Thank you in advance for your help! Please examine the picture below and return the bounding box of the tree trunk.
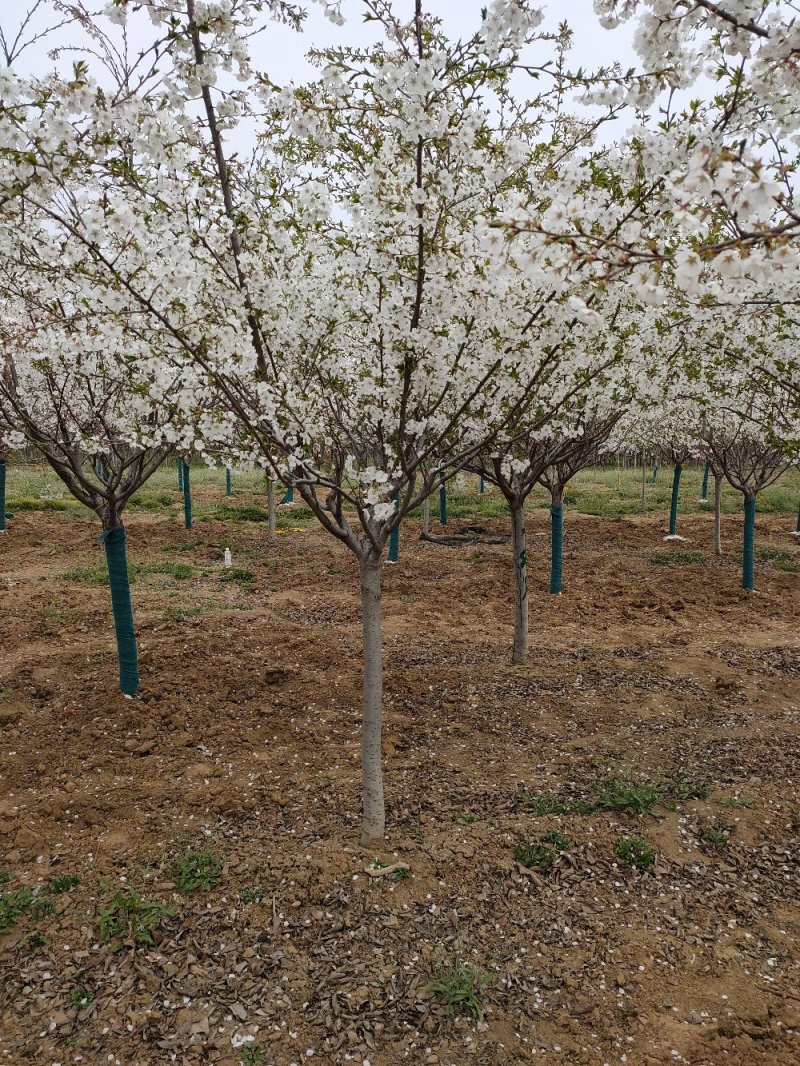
[183,456,192,530]
[640,460,646,512]
[549,485,564,595]
[713,472,723,556]
[667,464,682,536]
[0,456,6,533]
[510,499,528,665]
[742,494,756,591]
[700,461,710,502]
[438,469,447,525]
[267,479,276,546]
[359,552,385,845]
[422,495,430,537]
[387,494,400,564]
[100,518,139,696]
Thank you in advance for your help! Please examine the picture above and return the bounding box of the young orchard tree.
[699,392,796,590]
[0,302,192,695]
[538,409,622,594]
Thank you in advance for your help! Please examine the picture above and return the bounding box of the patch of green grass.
[775,560,800,573]
[63,560,195,586]
[129,493,175,510]
[62,565,109,586]
[242,1043,266,1065]
[427,960,490,1019]
[69,985,94,1011]
[171,849,223,893]
[162,605,202,623]
[541,829,572,850]
[592,774,663,815]
[615,837,657,870]
[97,888,173,949]
[754,547,792,562]
[29,897,56,920]
[701,828,730,849]
[7,496,74,512]
[45,874,80,895]
[649,550,706,566]
[220,567,253,584]
[0,887,34,932]
[719,795,755,810]
[0,870,10,889]
[241,886,264,904]
[514,790,594,816]
[19,929,49,953]
[665,774,712,802]
[514,842,556,870]
[456,812,478,824]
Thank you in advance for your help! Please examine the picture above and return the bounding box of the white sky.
[4,0,639,83]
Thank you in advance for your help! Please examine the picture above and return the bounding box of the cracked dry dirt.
[1,495,799,1065]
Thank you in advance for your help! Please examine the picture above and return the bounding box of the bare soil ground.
[1,488,799,1066]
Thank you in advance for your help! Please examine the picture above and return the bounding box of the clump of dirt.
[1,493,799,1065]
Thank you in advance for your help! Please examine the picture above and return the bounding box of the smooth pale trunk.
[713,473,723,556]
[267,480,276,546]
[359,554,385,845]
[742,495,756,591]
[100,523,139,695]
[510,501,528,665]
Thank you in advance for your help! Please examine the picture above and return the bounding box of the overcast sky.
[5,0,638,82]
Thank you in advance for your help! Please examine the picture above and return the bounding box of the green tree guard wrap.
[177,456,184,491]
[795,499,800,534]
[0,457,6,532]
[438,469,447,525]
[388,494,400,563]
[225,467,232,496]
[279,486,294,505]
[479,474,485,494]
[549,502,564,594]
[100,526,139,695]
[700,461,710,500]
[668,464,682,536]
[742,496,756,591]
[183,461,192,530]
[651,462,659,485]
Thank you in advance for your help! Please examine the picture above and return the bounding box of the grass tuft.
[615,837,656,870]
[171,849,223,893]
[98,888,173,949]
[428,960,490,1019]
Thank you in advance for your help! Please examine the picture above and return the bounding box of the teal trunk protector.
[100,525,139,695]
